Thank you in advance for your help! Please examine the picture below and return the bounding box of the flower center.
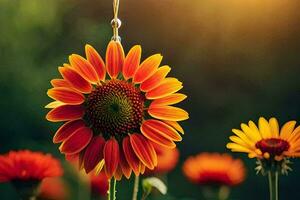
[255,138,290,156]
[85,80,145,139]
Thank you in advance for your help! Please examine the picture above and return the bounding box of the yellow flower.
[227,117,300,174]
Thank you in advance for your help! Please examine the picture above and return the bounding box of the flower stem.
[107,179,111,200]
[111,177,117,200]
[268,171,278,200]
[132,175,140,200]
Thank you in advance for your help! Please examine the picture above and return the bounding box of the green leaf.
[142,177,167,196]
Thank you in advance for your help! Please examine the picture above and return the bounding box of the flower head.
[0,150,63,183]
[46,41,188,179]
[227,117,300,174]
[182,153,245,186]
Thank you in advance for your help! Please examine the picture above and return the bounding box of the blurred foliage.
[0,0,299,199]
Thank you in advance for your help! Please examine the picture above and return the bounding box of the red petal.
[47,87,85,105]
[60,127,93,155]
[53,120,85,143]
[59,65,92,93]
[83,136,106,173]
[140,65,171,92]
[51,79,72,88]
[104,138,120,178]
[142,120,182,141]
[133,54,162,83]
[122,137,140,176]
[114,166,123,181]
[123,45,141,80]
[46,105,84,122]
[140,121,176,148]
[129,134,157,169]
[163,120,184,134]
[106,41,125,79]
[146,78,182,99]
[148,106,189,121]
[119,149,132,179]
[69,54,99,83]
[85,44,106,81]
[150,93,187,107]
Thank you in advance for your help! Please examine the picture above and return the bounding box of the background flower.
[182,153,246,186]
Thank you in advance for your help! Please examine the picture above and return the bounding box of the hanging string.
[111,0,121,42]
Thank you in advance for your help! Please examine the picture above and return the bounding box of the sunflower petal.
[142,120,182,141]
[146,78,182,99]
[85,44,106,81]
[47,87,85,105]
[119,149,132,179]
[123,45,141,80]
[258,117,272,138]
[150,93,187,107]
[83,136,106,173]
[59,65,92,93]
[280,120,297,140]
[104,138,120,178]
[69,54,99,83]
[133,54,162,83]
[123,137,141,176]
[140,65,171,92]
[106,41,125,79]
[60,127,93,155]
[269,118,279,138]
[46,105,84,122]
[53,120,85,143]
[240,123,261,142]
[148,106,189,121]
[130,134,157,169]
[45,101,65,109]
[51,79,72,88]
[226,143,252,153]
[163,120,184,134]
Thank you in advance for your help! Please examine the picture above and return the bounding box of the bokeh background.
[0,0,300,199]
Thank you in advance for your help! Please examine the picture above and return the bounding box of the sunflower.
[182,153,245,186]
[0,150,63,199]
[226,117,300,174]
[46,41,188,180]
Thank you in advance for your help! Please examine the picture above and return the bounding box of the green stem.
[268,171,278,200]
[107,179,111,200]
[132,175,140,200]
[111,178,117,200]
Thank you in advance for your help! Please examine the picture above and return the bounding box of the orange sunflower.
[0,150,63,183]
[226,117,300,173]
[182,153,245,186]
[46,41,188,180]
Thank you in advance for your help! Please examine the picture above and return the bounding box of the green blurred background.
[0,0,299,199]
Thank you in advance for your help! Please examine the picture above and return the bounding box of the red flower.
[183,153,245,186]
[0,150,63,183]
[46,41,188,179]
